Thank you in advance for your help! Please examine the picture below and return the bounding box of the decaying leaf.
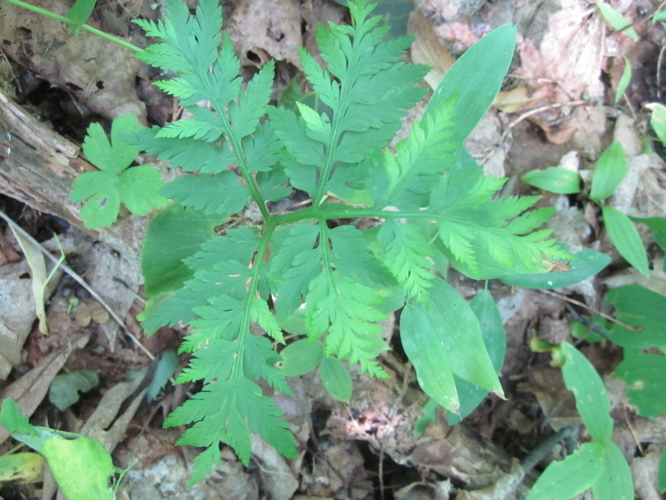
[408,11,455,90]
[226,0,302,68]
[0,0,145,122]
[9,226,50,334]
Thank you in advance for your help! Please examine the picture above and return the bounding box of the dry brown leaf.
[0,0,145,122]
[79,370,149,452]
[493,87,535,113]
[527,116,578,145]
[227,0,302,68]
[0,336,88,444]
[408,11,455,90]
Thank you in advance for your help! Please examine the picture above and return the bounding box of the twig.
[499,100,589,146]
[658,44,666,100]
[616,0,666,34]
[535,288,641,331]
[0,210,155,360]
[521,425,579,473]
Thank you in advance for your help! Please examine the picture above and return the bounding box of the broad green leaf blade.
[449,289,506,424]
[49,370,99,411]
[400,302,459,414]
[521,167,582,194]
[1,398,114,499]
[559,342,613,442]
[319,356,353,402]
[1,399,46,451]
[146,350,179,402]
[401,279,504,415]
[592,441,634,500]
[654,10,666,22]
[70,171,121,229]
[119,166,168,215]
[606,285,666,347]
[500,248,610,289]
[82,113,140,174]
[41,434,114,500]
[615,56,632,104]
[525,441,605,500]
[615,349,666,417]
[595,3,639,41]
[601,205,649,277]
[67,0,97,35]
[141,204,218,297]
[647,102,666,145]
[281,339,324,377]
[590,142,628,202]
[424,24,517,146]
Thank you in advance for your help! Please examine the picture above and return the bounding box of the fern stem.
[4,0,143,53]
[230,225,274,386]
[197,79,271,221]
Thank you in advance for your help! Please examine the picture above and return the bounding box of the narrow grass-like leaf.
[500,248,610,289]
[630,216,666,252]
[522,167,582,194]
[559,342,613,443]
[595,3,639,41]
[646,102,666,144]
[67,0,98,36]
[590,142,628,202]
[602,205,649,277]
[525,441,605,500]
[615,56,632,104]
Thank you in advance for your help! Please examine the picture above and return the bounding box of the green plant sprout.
[525,342,633,500]
[1,398,118,499]
[70,113,168,228]
[523,141,651,277]
[113,0,583,483]
[6,0,623,491]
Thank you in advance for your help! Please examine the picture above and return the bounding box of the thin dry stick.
[616,0,666,34]
[658,44,666,100]
[499,100,589,145]
[536,288,641,331]
[0,210,155,360]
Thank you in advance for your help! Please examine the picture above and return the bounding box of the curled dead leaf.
[408,11,455,90]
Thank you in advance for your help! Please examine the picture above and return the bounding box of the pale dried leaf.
[10,226,49,334]
[0,337,88,444]
[408,11,455,89]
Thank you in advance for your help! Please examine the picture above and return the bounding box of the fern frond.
[370,102,458,209]
[427,165,572,278]
[270,0,428,202]
[377,219,434,302]
[306,272,389,377]
[160,173,248,217]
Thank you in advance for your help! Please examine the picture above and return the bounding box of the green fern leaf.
[378,219,434,302]
[305,272,388,377]
[127,127,235,174]
[160,173,248,217]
